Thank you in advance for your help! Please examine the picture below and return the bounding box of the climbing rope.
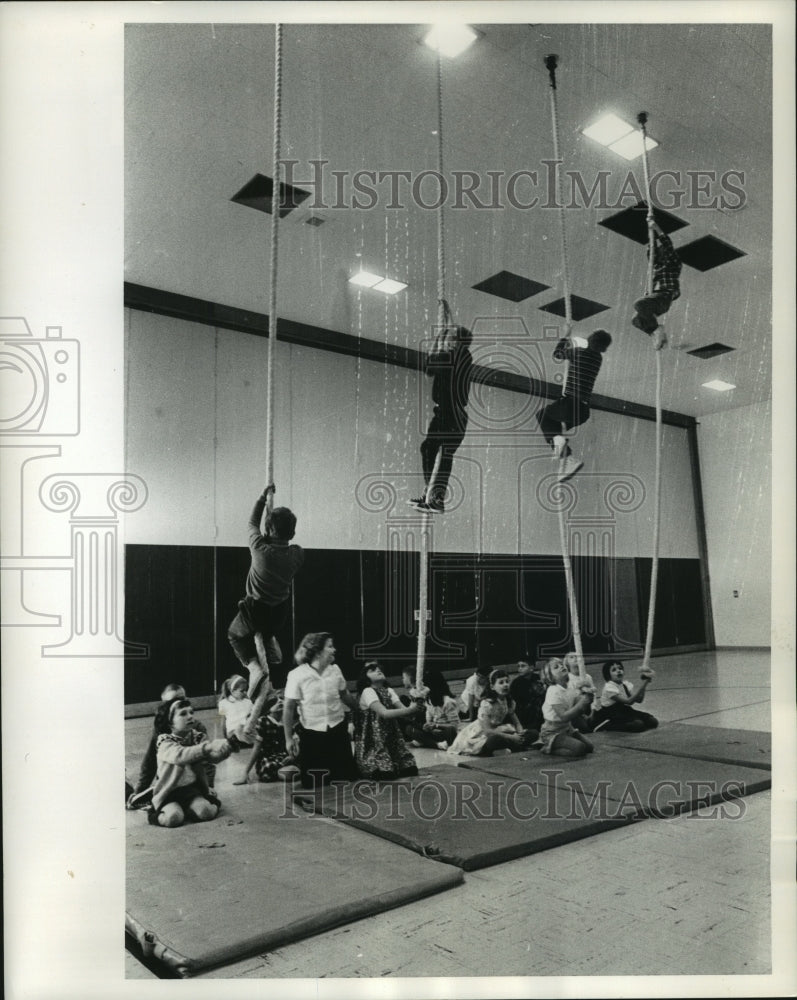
[414,48,448,695]
[545,54,586,681]
[637,111,662,676]
[264,23,284,515]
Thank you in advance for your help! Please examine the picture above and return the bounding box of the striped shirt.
[553,340,604,404]
[650,231,682,300]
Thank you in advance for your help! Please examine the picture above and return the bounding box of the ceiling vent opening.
[231,173,311,217]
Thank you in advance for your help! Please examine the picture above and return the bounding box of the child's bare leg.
[573,731,595,753]
[550,734,589,758]
[157,802,185,827]
[233,738,263,784]
[186,795,219,822]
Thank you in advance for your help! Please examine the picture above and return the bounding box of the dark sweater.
[553,339,604,405]
[426,343,473,427]
[246,493,304,606]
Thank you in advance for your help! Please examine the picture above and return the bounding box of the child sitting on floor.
[147,698,233,828]
[233,690,297,783]
[509,660,547,733]
[459,664,491,721]
[631,221,682,350]
[127,682,214,807]
[355,661,424,780]
[448,669,537,757]
[537,658,595,758]
[218,674,255,746]
[591,660,658,732]
[404,667,461,749]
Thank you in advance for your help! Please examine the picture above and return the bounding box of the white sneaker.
[557,455,583,483]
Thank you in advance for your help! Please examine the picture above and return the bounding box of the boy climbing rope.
[227,486,303,743]
[410,316,473,513]
[631,220,682,350]
[536,329,612,483]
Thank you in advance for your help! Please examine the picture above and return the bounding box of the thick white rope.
[638,113,662,675]
[264,23,283,515]
[414,50,448,694]
[546,55,585,680]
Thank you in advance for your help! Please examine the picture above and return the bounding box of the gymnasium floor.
[125,649,773,981]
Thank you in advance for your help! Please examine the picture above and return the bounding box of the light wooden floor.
[125,649,774,983]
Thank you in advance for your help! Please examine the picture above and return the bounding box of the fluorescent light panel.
[424,24,477,58]
[609,131,659,161]
[702,379,736,391]
[582,112,659,161]
[582,113,634,146]
[373,278,407,295]
[348,270,407,295]
[348,270,382,288]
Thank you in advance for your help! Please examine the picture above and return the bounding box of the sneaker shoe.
[436,741,449,751]
[492,747,513,757]
[652,328,668,351]
[631,314,659,335]
[408,496,427,509]
[425,499,445,513]
[557,455,583,483]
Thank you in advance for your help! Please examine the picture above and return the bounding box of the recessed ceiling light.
[373,278,408,295]
[424,24,478,58]
[349,271,382,288]
[609,130,659,161]
[582,113,634,146]
[702,379,736,392]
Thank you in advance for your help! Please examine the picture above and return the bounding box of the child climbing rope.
[410,317,473,513]
[631,221,682,350]
[536,329,612,483]
[227,485,304,742]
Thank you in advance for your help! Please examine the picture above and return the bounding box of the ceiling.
[125,21,773,418]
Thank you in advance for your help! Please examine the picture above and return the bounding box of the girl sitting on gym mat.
[537,658,595,758]
[217,673,254,746]
[354,661,423,780]
[590,660,658,733]
[448,668,537,757]
[146,698,233,828]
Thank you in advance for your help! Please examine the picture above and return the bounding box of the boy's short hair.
[588,329,612,352]
[161,682,185,702]
[266,506,297,540]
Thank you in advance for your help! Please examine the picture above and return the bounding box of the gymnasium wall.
[123,306,707,702]
[697,399,771,647]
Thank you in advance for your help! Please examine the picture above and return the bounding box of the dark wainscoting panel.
[125,545,707,703]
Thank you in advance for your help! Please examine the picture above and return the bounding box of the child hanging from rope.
[536,328,612,483]
[227,485,304,743]
[631,221,682,351]
[410,311,473,514]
